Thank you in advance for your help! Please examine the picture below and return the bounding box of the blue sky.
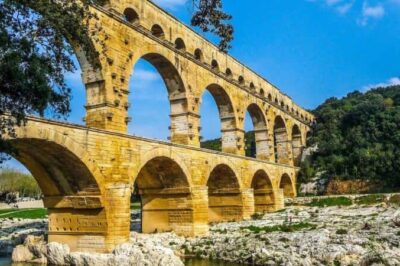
[3,0,400,171]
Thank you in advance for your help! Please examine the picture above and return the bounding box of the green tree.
[305,85,400,190]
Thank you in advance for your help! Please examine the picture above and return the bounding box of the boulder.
[46,242,70,265]
[12,245,34,262]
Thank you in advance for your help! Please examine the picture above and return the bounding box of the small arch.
[200,84,237,153]
[252,170,275,213]
[246,103,269,160]
[194,48,204,62]
[124,8,139,24]
[280,174,295,198]
[130,53,188,143]
[238,75,245,85]
[211,59,219,71]
[260,89,265,97]
[292,124,303,166]
[275,98,279,104]
[280,101,285,108]
[225,68,233,78]
[175,38,186,51]
[273,116,290,164]
[249,82,255,91]
[151,24,165,39]
[207,164,242,222]
[268,94,273,101]
[134,156,191,234]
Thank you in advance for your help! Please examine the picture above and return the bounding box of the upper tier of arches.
[96,1,314,124]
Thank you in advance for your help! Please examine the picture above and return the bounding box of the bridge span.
[9,117,297,252]
[5,0,313,253]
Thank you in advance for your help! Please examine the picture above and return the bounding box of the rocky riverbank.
[2,199,400,265]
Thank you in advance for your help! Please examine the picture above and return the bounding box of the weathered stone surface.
[11,245,34,262]
[3,0,314,253]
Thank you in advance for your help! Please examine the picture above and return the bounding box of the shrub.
[336,229,348,235]
[251,212,264,220]
[388,195,400,206]
[306,197,353,207]
[355,194,384,205]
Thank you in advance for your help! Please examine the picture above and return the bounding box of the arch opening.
[238,76,244,85]
[175,38,186,51]
[225,68,232,78]
[194,48,203,62]
[211,60,219,71]
[273,116,291,165]
[292,125,303,167]
[151,24,165,39]
[128,53,188,143]
[199,84,237,154]
[132,156,192,234]
[245,104,269,160]
[207,164,243,222]
[124,8,139,24]
[280,174,295,198]
[252,170,275,213]
[1,138,105,249]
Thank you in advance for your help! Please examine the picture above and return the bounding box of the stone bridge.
[6,0,314,253]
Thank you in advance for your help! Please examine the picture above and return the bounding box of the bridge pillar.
[273,189,285,211]
[221,128,245,155]
[208,188,254,222]
[103,183,131,251]
[44,196,109,253]
[254,127,270,160]
[292,135,303,166]
[170,111,201,146]
[274,128,294,165]
[140,187,208,236]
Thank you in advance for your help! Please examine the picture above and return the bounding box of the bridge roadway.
[8,116,297,252]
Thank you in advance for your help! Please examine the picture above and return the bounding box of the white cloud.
[358,2,385,26]
[362,77,400,91]
[152,0,187,10]
[336,2,354,14]
[326,0,343,6]
[132,69,159,83]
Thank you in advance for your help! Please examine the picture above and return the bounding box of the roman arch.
[4,0,314,253]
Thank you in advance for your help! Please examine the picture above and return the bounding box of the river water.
[0,257,242,266]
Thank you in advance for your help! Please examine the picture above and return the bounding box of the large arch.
[134,156,196,235]
[4,127,107,252]
[279,173,295,198]
[246,103,269,160]
[207,164,244,222]
[130,53,190,144]
[200,84,238,154]
[251,170,276,213]
[273,116,292,165]
[292,124,303,166]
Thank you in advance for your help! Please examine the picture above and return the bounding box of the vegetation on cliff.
[301,85,400,190]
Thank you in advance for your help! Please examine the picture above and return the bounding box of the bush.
[241,222,316,234]
[388,195,400,206]
[355,194,385,205]
[306,197,353,207]
[336,229,348,235]
[251,212,264,220]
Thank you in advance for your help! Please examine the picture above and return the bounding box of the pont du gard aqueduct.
[6,0,314,253]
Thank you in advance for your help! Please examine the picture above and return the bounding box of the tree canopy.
[301,85,400,190]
